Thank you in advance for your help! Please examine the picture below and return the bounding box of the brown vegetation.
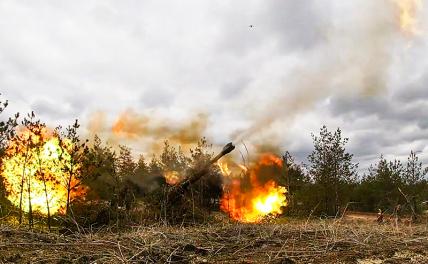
[1,95,428,263]
[1,217,427,263]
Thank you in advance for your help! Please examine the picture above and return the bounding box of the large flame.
[1,127,85,215]
[393,0,423,35]
[219,154,287,223]
[218,161,232,177]
[164,170,182,185]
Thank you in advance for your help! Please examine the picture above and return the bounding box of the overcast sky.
[1,0,428,171]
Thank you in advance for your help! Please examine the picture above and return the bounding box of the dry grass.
[1,216,427,263]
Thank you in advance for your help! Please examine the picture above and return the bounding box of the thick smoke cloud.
[232,1,401,142]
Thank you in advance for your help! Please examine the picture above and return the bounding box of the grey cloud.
[348,131,389,157]
[219,77,250,99]
[140,88,174,108]
[328,94,428,170]
[329,97,390,120]
[31,99,77,120]
[214,0,326,57]
[329,96,428,129]
[262,0,327,51]
[395,74,428,103]
[417,119,428,129]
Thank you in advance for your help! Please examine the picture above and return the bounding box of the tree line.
[0,95,223,227]
[0,95,427,229]
[283,125,428,219]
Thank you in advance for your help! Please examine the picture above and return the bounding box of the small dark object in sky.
[249,25,254,28]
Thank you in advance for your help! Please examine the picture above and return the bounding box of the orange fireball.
[1,126,85,215]
[164,170,183,185]
[219,154,288,223]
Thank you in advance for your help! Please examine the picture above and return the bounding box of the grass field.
[1,213,427,264]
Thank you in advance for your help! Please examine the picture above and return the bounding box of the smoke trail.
[232,0,421,142]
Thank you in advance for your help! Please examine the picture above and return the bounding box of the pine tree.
[0,96,19,155]
[56,119,88,217]
[0,95,19,215]
[403,151,427,215]
[307,126,358,215]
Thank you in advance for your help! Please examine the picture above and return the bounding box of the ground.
[0,215,427,263]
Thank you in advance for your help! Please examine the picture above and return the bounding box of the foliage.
[279,152,309,215]
[352,152,428,215]
[0,93,427,227]
[56,119,88,217]
[0,95,19,213]
[306,126,358,216]
[0,96,19,155]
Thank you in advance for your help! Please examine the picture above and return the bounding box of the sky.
[1,0,428,172]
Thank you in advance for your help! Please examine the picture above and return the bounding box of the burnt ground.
[0,218,427,263]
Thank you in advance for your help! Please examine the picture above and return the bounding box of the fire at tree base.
[1,134,289,227]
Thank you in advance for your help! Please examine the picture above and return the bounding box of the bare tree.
[17,112,37,227]
[56,119,88,217]
[32,122,52,230]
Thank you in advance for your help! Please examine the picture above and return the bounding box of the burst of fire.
[164,170,182,185]
[219,154,288,223]
[1,126,85,215]
[218,161,232,177]
[393,0,423,35]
